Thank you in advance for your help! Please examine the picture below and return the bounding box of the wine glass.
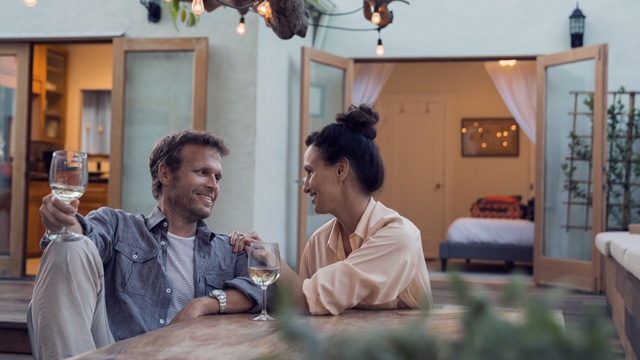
[48,150,88,242]
[248,242,281,321]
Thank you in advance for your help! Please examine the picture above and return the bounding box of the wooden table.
[70,307,555,359]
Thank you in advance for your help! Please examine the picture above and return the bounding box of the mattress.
[446,217,534,246]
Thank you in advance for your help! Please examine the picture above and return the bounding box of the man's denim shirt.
[40,206,262,341]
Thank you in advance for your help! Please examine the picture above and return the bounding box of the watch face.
[212,290,224,297]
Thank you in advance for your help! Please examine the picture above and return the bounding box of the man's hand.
[170,289,257,325]
[169,297,214,325]
[40,193,83,235]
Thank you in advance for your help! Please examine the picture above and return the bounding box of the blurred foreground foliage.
[265,274,620,360]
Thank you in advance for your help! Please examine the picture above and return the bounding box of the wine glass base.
[250,314,276,321]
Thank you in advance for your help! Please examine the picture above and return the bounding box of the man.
[32,130,261,359]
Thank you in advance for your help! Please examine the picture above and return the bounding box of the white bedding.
[446,217,534,246]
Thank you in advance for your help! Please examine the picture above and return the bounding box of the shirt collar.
[146,206,212,241]
[327,197,376,260]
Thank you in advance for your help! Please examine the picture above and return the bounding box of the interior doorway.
[369,59,537,260]
[25,41,113,276]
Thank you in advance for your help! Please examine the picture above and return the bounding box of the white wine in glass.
[248,242,280,321]
[48,150,88,242]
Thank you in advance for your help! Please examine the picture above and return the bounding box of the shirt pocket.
[205,271,234,292]
[114,242,159,296]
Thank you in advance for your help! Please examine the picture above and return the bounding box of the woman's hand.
[229,230,263,253]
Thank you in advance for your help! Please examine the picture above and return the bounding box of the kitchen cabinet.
[26,180,108,257]
[31,45,67,144]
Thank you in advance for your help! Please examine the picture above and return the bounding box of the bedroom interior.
[373,59,536,271]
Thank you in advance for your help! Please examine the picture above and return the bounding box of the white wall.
[321,0,640,90]
[254,25,312,266]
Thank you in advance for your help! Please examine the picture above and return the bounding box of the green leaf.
[187,12,197,27]
[181,8,187,23]
[169,0,180,31]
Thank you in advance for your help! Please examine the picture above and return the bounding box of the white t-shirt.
[166,231,196,323]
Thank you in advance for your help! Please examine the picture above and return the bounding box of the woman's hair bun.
[335,104,379,140]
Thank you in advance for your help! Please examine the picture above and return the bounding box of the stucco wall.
[321,0,640,90]
[254,27,312,266]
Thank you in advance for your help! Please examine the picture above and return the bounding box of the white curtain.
[353,63,394,106]
[484,60,537,144]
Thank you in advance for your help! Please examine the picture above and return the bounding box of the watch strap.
[209,290,227,313]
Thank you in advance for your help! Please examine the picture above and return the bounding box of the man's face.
[162,144,223,224]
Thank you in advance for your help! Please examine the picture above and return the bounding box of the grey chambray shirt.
[40,206,262,341]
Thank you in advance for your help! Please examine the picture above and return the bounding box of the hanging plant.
[167,0,199,30]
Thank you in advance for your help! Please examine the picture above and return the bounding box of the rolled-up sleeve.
[302,218,421,315]
[222,250,263,313]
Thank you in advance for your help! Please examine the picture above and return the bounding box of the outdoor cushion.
[623,246,640,280]
[595,231,629,257]
[609,234,640,265]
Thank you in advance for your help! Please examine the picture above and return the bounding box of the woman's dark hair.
[305,104,384,194]
[149,130,230,200]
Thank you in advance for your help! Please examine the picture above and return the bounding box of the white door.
[375,96,446,258]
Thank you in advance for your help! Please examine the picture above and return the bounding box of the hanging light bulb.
[257,1,270,16]
[371,8,381,25]
[191,0,204,15]
[164,0,171,2]
[24,0,36,7]
[236,16,246,35]
[376,38,384,56]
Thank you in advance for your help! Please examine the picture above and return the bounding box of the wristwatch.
[209,289,227,314]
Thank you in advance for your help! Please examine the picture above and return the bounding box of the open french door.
[534,44,608,291]
[296,47,353,268]
[0,43,30,277]
[110,38,208,213]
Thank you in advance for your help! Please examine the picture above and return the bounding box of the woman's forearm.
[278,259,309,313]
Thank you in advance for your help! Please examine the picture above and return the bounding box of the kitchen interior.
[26,42,113,275]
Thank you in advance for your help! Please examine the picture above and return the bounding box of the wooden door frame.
[534,44,608,291]
[0,43,30,277]
[109,38,208,208]
[297,47,353,269]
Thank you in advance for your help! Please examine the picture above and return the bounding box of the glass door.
[534,44,608,291]
[296,47,353,268]
[0,43,30,277]
[110,38,208,213]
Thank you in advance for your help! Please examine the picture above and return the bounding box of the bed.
[438,217,534,271]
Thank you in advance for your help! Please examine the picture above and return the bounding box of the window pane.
[305,61,345,239]
[543,59,595,261]
[121,51,193,215]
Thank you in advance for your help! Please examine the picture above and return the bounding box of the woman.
[231,104,433,315]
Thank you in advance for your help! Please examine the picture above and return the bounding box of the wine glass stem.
[261,285,268,316]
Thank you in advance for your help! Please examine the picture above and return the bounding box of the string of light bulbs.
[305,6,364,16]
[184,0,387,55]
[21,0,389,56]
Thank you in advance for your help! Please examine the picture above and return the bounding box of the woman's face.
[302,145,341,215]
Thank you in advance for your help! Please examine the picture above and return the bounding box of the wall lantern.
[569,3,585,48]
